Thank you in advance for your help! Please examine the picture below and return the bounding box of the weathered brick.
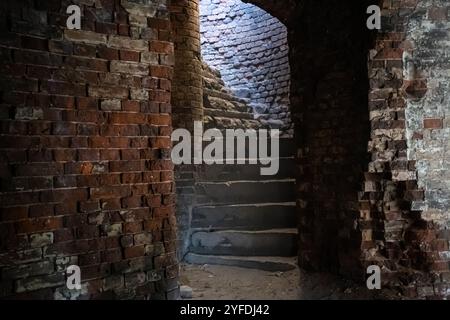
[29,232,54,248]
[64,29,107,45]
[110,61,149,76]
[16,272,65,293]
[149,41,173,54]
[2,261,53,280]
[124,246,145,259]
[89,85,129,99]
[107,36,148,51]
[141,52,159,64]
[424,118,443,129]
[16,218,63,234]
[120,50,140,62]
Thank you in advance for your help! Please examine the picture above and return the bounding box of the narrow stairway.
[184,64,298,272]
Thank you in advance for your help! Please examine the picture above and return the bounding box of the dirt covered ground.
[180,263,399,300]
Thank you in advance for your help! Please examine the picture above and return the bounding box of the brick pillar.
[170,0,203,130]
[169,0,203,259]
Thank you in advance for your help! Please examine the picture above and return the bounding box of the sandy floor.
[180,263,301,300]
[180,263,399,300]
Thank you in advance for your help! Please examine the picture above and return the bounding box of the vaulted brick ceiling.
[242,0,301,25]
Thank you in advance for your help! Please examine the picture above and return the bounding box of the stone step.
[189,228,298,256]
[195,159,296,181]
[204,116,263,130]
[192,202,296,230]
[204,95,249,113]
[185,253,297,272]
[203,75,226,89]
[202,63,221,79]
[197,138,296,158]
[196,179,296,205]
[204,107,255,120]
[204,88,248,105]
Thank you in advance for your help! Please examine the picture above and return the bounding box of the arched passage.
[171,0,376,299]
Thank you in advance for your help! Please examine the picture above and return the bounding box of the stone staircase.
[202,63,263,130]
[184,64,298,272]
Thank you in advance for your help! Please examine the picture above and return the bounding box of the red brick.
[100,149,120,160]
[77,97,98,110]
[0,206,28,221]
[424,118,443,129]
[109,112,147,125]
[124,245,145,259]
[120,149,140,160]
[122,100,140,112]
[148,18,171,30]
[148,114,171,126]
[54,202,77,215]
[90,186,131,199]
[120,50,140,62]
[150,137,171,149]
[145,195,161,207]
[66,56,108,72]
[123,222,143,234]
[97,46,119,60]
[150,66,173,79]
[16,217,63,234]
[29,204,54,218]
[159,79,171,91]
[77,149,100,161]
[122,173,142,184]
[110,160,144,173]
[118,24,130,36]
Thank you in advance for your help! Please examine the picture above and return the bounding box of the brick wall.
[0,0,178,299]
[361,0,450,298]
[200,0,292,134]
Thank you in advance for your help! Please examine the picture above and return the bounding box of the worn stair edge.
[185,253,298,272]
[194,160,296,182]
[190,228,298,256]
[204,108,255,120]
[195,180,296,206]
[192,202,296,230]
